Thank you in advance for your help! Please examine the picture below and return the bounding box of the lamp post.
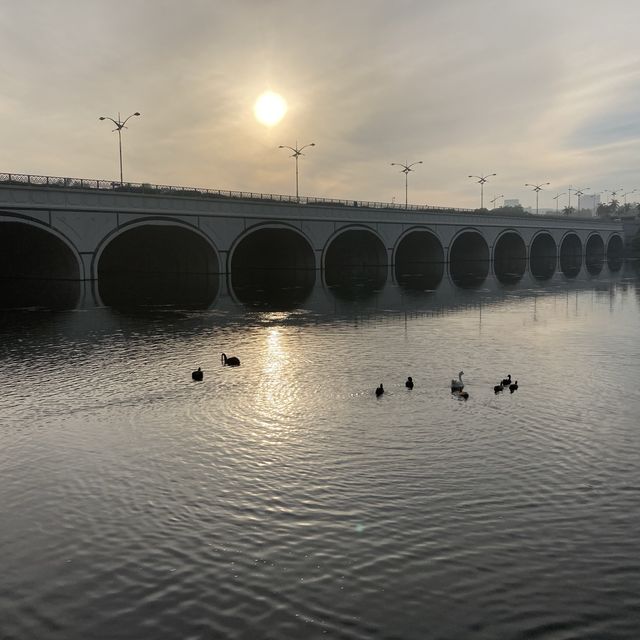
[553,192,566,213]
[608,188,624,204]
[98,111,141,185]
[525,182,550,215]
[621,189,636,205]
[391,160,422,209]
[573,187,590,214]
[278,141,315,200]
[490,194,504,209]
[468,173,496,210]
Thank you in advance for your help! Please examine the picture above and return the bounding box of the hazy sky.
[2,0,640,208]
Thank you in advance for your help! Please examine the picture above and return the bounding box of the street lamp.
[278,141,315,200]
[98,111,141,185]
[468,173,496,210]
[490,194,504,209]
[552,192,566,213]
[573,187,590,214]
[608,187,624,204]
[525,182,550,215]
[621,189,636,205]
[391,160,423,209]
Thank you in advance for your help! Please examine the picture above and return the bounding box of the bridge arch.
[393,227,444,289]
[448,227,490,286]
[606,233,625,271]
[323,225,388,293]
[229,222,316,308]
[0,216,83,279]
[492,229,526,283]
[95,219,220,307]
[585,233,605,275]
[559,231,582,277]
[529,231,557,280]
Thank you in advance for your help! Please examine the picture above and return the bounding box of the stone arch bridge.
[0,174,624,302]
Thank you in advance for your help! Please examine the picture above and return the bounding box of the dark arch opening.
[585,234,605,275]
[560,234,582,278]
[493,232,526,284]
[324,229,387,299]
[98,225,219,308]
[395,230,444,291]
[607,235,624,271]
[529,233,557,280]
[449,231,489,288]
[231,227,315,309]
[0,222,81,309]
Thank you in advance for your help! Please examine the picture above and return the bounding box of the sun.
[254,91,287,126]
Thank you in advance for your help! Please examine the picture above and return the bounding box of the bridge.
[0,172,625,304]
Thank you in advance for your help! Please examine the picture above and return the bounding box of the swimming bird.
[221,353,241,367]
[509,380,518,393]
[375,383,384,397]
[405,376,414,390]
[451,371,464,391]
[192,367,203,381]
[494,383,504,393]
[501,374,512,386]
[454,389,469,400]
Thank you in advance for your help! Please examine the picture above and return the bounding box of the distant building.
[504,198,520,207]
[578,193,601,216]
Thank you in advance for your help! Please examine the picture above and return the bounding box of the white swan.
[451,371,464,391]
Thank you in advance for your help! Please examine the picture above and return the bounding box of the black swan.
[494,383,503,393]
[451,371,464,391]
[509,381,518,393]
[192,367,203,381]
[406,377,414,390]
[375,383,384,397]
[221,353,241,367]
[501,374,512,386]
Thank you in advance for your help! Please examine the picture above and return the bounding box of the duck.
[501,374,512,387]
[494,383,503,393]
[509,380,518,393]
[454,389,469,400]
[375,383,384,397]
[405,376,414,390]
[192,367,203,381]
[221,353,241,367]
[451,371,464,392]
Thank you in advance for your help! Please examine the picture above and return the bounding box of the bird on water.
[406,377,414,390]
[501,374,512,387]
[451,371,464,391]
[221,353,241,366]
[192,367,203,381]
[494,382,504,393]
[509,380,519,393]
[375,383,384,397]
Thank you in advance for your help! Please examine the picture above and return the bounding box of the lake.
[1,262,640,639]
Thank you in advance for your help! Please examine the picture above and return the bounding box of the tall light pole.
[391,160,422,209]
[621,189,636,205]
[573,187,590,214]
[278,141,315,200]
[468,173,496,210]
[525,182,550,215]
[490,194,504,209]
[609,187,624,204]
[567,186,574,209]
[553,192,566,213]
[99,111,141,185]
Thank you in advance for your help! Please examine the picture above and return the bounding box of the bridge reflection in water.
[0,256,632,316]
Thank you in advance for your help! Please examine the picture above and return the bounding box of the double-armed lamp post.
[490,194,504,209]
[391,161,423,209]
[525,182,550,215]
[278,141,315,200]
[98,111,141,185]
[468,173,496,210]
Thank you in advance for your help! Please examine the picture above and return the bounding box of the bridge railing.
[0,171,617,222]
